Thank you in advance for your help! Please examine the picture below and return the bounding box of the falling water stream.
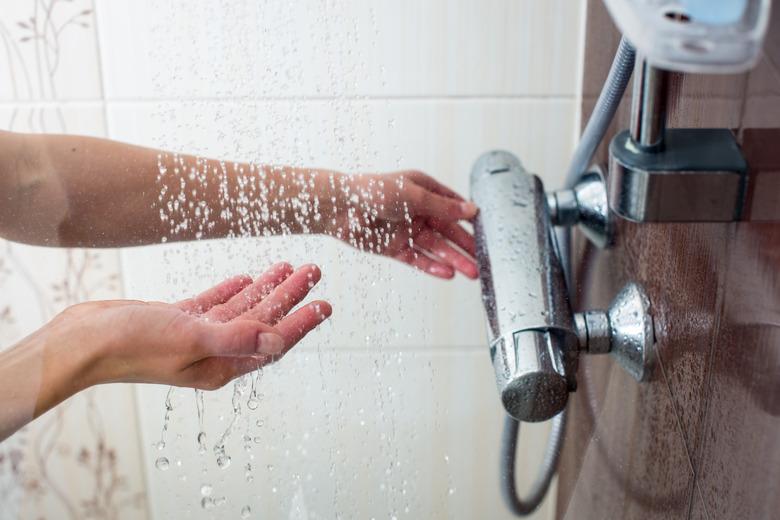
[138,1,450,517]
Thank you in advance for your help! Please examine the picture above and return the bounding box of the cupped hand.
[326,170,479,279]
[65,262,330,391]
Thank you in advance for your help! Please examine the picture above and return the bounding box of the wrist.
[4,312,101,421]
[44,307,108,395]
[311,169,353,237]
[269,167,351,236]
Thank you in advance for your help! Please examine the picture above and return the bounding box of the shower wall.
[0,1,583,518]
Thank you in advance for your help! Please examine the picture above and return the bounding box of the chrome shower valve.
[470,150,655,423]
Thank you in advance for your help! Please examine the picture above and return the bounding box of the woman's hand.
[84,262,329,389]
[0,263,330,441]
[322,170,479,279]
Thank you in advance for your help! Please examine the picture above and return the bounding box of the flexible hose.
[559,37,635,283]
[499,37,636,517]
[564,37,636,188]
[500,411,568,516]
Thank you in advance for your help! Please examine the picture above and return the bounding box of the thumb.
[193,320,285,358]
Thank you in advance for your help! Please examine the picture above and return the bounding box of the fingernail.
[256,333,284,355]
[431,264,455,278]
[460,201,478,217]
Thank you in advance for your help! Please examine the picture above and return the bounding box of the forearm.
[0,322,96,441]
[0,131,343,247]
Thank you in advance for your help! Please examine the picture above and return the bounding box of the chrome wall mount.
[607,57,749,223]
[471,150,655,423]
[609,128,748,222]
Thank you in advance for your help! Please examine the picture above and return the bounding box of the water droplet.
[197,431,207,454]
[155,457,169,471]
[217,454,232,469]
[201,497,214,510]
[201,484,212,496]
[241,505,251,518]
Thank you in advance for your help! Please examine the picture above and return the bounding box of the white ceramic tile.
[95,0,581,100]
[0,103,105,134]
[110,98,576,350]
[105,98,575,186]
[134,349,555,519]
[0,0,103,101]
[14,385,149,520]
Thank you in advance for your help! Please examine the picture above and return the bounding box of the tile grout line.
[657,347,700,518]
[687,225,735,520]
[0,94,576,107]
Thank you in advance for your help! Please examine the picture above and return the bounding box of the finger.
[406,183,477,221]
[183,301,332,390]
[204,262,294,322]
[415,228,478,279]
[241,264,322,325]
[189,318,285,359]
[275,300,332,352]
[428,219,477,257]
[185,355,268,390]
[406,170,465,201]
[177,274,253,314]
[394,247,455,279]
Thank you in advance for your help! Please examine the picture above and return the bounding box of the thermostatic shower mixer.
[471,151,654,422]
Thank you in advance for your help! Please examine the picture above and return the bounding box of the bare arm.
[0,130,335,246]
[0,130,478,278]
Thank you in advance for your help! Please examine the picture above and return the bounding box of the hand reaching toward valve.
[321,170,478,279]
[0,131,478,280]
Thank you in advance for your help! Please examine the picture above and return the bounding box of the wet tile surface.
[558,3,780,519]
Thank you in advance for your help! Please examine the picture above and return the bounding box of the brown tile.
[741,128,780,221]
[691,224,780,520]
